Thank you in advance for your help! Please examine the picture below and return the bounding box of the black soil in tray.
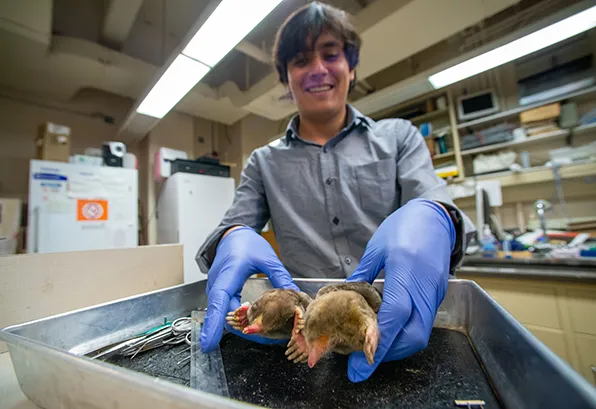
[105,327,502,408]
[104,341,192,387]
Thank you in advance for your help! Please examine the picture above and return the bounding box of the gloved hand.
[346,198,456,382]
[200,226,299,352]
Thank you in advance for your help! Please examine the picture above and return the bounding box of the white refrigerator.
[27,160,138,253]
[157,171,235,284]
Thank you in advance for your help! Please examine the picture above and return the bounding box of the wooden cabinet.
[567,289,596,336]
[575,334,596,385]
[484,284,561,329]
[526,326,569,363]
[456,274,596,386]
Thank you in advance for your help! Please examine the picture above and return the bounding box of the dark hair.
[272,2,361,90]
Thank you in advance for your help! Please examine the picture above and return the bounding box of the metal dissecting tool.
[88,316,193,360]
[454,400,485,408]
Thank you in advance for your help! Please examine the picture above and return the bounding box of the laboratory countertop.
[458,255,596,281]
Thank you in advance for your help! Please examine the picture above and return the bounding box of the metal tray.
[2,279,596,409]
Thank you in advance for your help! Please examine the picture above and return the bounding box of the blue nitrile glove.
[346,198,456,382]
[200,226,300,352]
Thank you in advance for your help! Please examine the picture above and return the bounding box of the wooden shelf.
[370,90,448,121]
[574,122,596,134]
[460,122,596,156]
[461,129,567,156]
[433,151,455,160]
[456,85,596,130]
[452,161,596,188]
[447,176,465,184]
[410,108,448,124]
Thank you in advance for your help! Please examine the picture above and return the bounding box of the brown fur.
[304,283,380,363]
[228,283,381,367]
[242,289,312,339]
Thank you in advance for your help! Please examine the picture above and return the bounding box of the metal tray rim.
[3,278,596,408]
[457,281,596,403]
[0,277,378,334]
[4,331,254,408]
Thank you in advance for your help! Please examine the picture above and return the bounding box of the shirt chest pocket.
[353,158,398,217]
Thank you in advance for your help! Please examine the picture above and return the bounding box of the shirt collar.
[348,105,372,129]
[285,104,371,140]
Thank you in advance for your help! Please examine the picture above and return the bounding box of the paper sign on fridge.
[77,199,108,221]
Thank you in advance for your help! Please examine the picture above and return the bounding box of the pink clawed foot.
[364,323,379,365]
[285,306,308,364]
[225,302,250,332]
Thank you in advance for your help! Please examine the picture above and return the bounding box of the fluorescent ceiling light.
[136,0,282,119]
[428,5,596,89]
[137,54,210,118]
[183,0,283,67]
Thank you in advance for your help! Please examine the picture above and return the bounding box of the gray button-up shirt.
[196,105,475,279]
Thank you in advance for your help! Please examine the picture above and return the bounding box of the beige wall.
[0,91,132,201]
[0,91,228,247]
[223,120,244,184]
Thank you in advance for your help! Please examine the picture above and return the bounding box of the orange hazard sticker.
[77,199,108,221]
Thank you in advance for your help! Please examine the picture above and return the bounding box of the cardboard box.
[520,103,561,124]
[36,122,71,162]
[0,198,21,256]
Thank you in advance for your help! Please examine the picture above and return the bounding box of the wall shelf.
[364,61,596,194]
[447,176,465,184]
[456,85,596,130]
[460,122,596,156]
[410,108,449,124]
[433,151,455,160]
[451,160,596,188]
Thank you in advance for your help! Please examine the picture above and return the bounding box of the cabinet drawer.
[567,289,596,336]
[575,334,596,386]
[479,283,561,329]
[526,325,570,364]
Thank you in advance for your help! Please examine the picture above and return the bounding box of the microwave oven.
[457,89,500,122]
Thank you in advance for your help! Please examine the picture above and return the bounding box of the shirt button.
[326,178,332,185]
[345,257,352,265]
[332,217,339,225]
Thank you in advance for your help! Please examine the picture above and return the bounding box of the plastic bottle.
[502,233,513,259]
[435,134,448,154]
[481,224,498,258]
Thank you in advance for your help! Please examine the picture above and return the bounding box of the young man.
[196,2,474,382]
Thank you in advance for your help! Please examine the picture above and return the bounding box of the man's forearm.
[432,200,469,274]
[434,201,450,219]
[197,225,251,274]
[222,225,245,239]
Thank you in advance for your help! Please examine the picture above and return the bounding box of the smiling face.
[286,31,354,121]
